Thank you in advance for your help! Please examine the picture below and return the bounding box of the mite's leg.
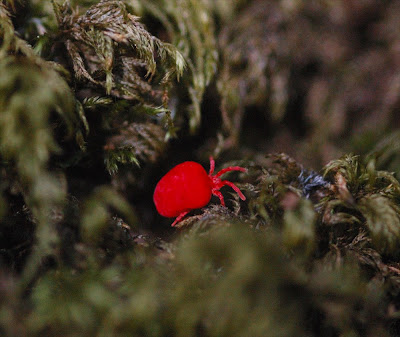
[171,211,189,227]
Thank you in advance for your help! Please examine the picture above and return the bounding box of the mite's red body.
[153,157,247,226]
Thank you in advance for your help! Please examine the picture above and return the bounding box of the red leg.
[171,211,189,227]
[209,156,215,175]
[221,180,246,200]
[212,189,226,206]
[215,166,247,178]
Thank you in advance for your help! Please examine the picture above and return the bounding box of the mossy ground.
[1,1,400,336]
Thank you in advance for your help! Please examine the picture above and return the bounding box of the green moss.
[1,1,400,336]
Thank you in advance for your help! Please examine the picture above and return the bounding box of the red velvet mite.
[153,157,247,226]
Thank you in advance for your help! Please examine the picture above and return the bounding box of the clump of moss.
[2,1,400,337]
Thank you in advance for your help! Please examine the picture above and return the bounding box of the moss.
[1,0,400,336]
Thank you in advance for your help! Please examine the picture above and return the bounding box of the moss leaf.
[358,194,400,256]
